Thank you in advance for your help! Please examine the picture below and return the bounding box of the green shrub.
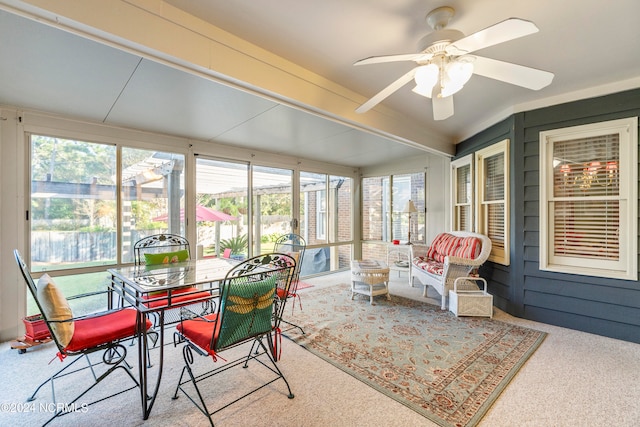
[220,234,248,255]
[260,233,282,243]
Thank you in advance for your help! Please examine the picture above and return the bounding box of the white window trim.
[539,117,637,280]
[316,189,326,240]
[475,139,510,266]
[451,154,474,232]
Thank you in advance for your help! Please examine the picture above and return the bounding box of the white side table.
[350,259,390,304]
[386,243,412,285]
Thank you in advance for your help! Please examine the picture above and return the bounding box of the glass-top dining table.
[107,257,239,420]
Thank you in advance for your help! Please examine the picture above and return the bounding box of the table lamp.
[403,200,417,243]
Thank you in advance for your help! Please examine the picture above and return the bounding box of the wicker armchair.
[410,231,492,309]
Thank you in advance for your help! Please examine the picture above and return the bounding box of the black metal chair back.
[14,250,65,351]
[217,253,295,350]
[132,234,215,327]
[273,233,306,279]
[133,233,190,265]
[273,234,307,334]
[226,252,297,334]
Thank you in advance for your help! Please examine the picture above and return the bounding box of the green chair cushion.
[217,274,276,349]
[144,249,189,265]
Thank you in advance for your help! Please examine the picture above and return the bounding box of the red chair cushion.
[427,233,459,263]
[413,257,444,276]
[142,287,212,309]
[426,233,481,263]
[64,308,151,353]
[176,313,221,358]
[452,236,481,259]
[276,287,296,300]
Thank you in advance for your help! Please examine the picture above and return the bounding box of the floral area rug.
[294,281,314,290]
[286,284,546,427]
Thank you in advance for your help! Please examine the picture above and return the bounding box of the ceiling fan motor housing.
[418,29,465,56]
[425,6,455,30]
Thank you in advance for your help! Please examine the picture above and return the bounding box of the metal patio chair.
[171,253,296,426]
[133,234,213,326]
[14,249,152,426]
[273,233,307,334]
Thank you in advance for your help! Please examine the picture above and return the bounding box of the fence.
[31,230,157,263]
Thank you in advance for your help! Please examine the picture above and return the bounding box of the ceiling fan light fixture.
[412,85,432,98]
[440,57,474,97]
[353,7,554,119]
[447,57,474,83]
[440,82,462,97]
[413,64,439,97]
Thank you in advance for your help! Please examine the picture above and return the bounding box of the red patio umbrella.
[153,205,238,222]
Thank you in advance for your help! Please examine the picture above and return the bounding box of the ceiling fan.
[354,6,554,120]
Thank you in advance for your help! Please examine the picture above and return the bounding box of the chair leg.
[28,353,87,402]
[275,295,306,336]
[261,336,295,399]
[278,319,306,335]
[172,345,214,426]
[35,344,141,426]
[173,337,294,426]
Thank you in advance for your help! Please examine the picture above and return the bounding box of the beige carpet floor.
[1,270,639,426]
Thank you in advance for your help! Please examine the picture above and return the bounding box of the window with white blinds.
[540,117,638,280]
[476,140,510,265]
[451,155,473,232]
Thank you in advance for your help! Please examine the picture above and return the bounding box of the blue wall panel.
[456,88,640,343]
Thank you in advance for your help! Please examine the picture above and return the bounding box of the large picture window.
[30,135,186,270]
[539,117,637,279]
[30,135,118,271]
[362,173,425,243]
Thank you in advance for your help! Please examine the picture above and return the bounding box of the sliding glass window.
[362,172,425,260]
[195,158,248,260]
[299,171,353,275]
[30,136,186,268]
[30,135,117,271]
[121,147,185,263]
[252,165,293,255]
[29,135,185,314]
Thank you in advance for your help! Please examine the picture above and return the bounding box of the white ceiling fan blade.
[471,56,554,90]
[354,53,433,66]
[432,94,454,121]
[355,68,417,113]
[446,18,538,55]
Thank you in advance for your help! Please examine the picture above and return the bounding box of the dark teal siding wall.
[456,88,640,343]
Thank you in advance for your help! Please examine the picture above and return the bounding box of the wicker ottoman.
[350,259,391,304]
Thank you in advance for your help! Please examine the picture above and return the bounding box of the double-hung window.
[539,117,637,280]
[476,140,510,265]
[451,142,509,265]
[451,154,473,232]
